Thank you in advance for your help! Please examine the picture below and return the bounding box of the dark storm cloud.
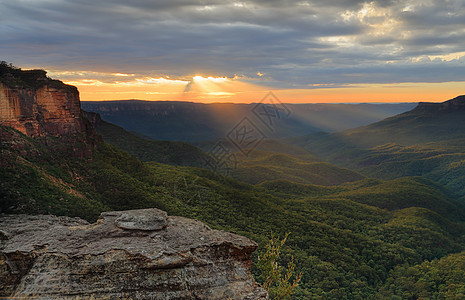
[1,0,464,86]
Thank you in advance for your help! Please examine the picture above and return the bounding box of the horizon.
[36,72,465,103]
[80,98,424,105]
[6,64,465,103]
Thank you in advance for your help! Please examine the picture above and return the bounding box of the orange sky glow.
[62,73,465,104]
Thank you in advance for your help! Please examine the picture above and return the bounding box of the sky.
[1,0,465,103]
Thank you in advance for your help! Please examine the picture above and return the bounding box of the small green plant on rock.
[257,233,302,300]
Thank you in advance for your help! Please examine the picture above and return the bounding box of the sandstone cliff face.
[0,208,268,299]
[0,69,88,137]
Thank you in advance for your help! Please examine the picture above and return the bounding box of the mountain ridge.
[415,95,465,112]
[82,100,416,141]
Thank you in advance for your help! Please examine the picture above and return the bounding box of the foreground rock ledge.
[0,208,268,299]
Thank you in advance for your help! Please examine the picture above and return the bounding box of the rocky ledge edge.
[0,208,268,299]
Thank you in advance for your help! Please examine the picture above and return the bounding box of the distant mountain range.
[81,100,416,141]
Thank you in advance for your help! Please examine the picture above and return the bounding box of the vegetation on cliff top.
[0,61,70,90]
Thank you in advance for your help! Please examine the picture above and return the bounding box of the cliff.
[414,95,465,112]
[0,208,268,299]
[0,64,91,138]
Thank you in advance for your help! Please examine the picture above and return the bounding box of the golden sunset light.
[63,72,464,103]
[61,72,269,103]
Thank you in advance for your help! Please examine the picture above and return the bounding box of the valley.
[82,100,416,142]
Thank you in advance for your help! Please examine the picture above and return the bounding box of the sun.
[185,75,232,98]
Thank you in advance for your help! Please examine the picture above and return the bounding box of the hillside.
[290,95,465,198]
[379,250,465,298]
[342,95,465,147]
[232,151,364,185]
[83,111,209,167]
[81,100,415,141]
[291,95,465,150]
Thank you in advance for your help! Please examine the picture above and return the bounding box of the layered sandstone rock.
[0,69,88,137]
[0,208,268,299]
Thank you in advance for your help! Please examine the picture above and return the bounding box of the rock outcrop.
[0,67,90,138]
[415,95,465,112]
[0,208,268,299]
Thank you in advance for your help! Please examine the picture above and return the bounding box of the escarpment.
[414,95,465,112]
[0,65,92,138]
[0,208,268,299]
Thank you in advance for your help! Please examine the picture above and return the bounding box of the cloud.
[1,0,465,88]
